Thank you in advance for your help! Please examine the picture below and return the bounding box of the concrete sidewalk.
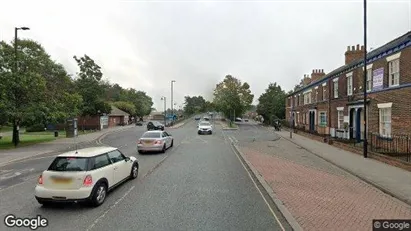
[275,130,411,206]
[0,125,134,166]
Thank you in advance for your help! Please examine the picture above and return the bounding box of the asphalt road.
[0,118,290,231]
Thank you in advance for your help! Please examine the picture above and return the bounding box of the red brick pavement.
[240,146,411,231]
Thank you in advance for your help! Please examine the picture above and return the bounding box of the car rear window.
[48,157,89,172]
[142,132,161,138]
[200,122,211,126]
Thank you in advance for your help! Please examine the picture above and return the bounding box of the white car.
[137,131,174,154]
[35,146,139,207]
[198,121,213,135]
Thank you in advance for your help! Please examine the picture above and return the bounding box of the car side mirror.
[125,157,131,162]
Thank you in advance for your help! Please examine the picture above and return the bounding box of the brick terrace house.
[286,31,411,145]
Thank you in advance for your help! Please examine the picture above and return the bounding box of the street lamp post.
[171,80,176,125]
[363,0,368,158]
[161,96,166,126]
[12,26,30,147]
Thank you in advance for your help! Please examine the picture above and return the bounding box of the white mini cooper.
[35,146,139,207]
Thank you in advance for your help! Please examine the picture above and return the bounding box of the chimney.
[302,74,311,86]
[311,69,326,82]
[345,44,365,64]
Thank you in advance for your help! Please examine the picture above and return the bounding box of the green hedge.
[26,124,46,132]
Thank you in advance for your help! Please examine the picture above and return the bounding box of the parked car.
[147,121,164,131]
[198,121,213,135]
[34,147,139,207]
[137,131,174,154]
[195,116,201,120]
[136,121,143,126]
[235,117,243,122]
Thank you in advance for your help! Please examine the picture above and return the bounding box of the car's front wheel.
[161,144,166,153]
[90,182,107,207]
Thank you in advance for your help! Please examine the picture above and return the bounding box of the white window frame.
[337,107,344,129]
[333,80,339,98]
[378,103,392,138]
[388,59,400,87]
[346,72,353,96]
[319,111,327,127]
[366,68,373,92]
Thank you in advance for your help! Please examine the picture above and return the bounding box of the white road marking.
[222,132,286,231]
[86,185,135,231]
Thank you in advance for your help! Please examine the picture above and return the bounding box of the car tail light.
[38,175,43,185]
[154,140,162,145]
[83,175,93,187]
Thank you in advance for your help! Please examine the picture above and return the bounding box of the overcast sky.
[1,0,410,110]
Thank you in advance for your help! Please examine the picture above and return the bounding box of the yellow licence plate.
[52,178,72,184]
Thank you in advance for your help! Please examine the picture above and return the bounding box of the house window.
[347,75,353,96]
[337,110,344,129]
[388,59,400,87]
[333,81,338,98]
[366,68,373,91]
[379,108,392,137]
[319,112,327,127]
[304,92,312,105]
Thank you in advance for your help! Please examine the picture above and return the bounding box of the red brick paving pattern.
[240,146,411,231]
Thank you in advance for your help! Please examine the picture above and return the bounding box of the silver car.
[137,131,174,154]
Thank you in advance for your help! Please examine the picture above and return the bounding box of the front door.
[355,108,362,142]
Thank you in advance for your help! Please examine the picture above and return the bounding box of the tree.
[183,96,207,115]
[113,101,136,115]
[213,75,254,120]
[73,55,111,116]
[0,39,50,145]
[256,82,287,125]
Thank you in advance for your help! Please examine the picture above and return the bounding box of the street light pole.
[363,0,368,158]
[161,96,166,126]
[12,26,30,147]
[171,80,176,125]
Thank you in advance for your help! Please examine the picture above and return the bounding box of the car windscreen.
[142,132,161,138]
[199,122,211,126]
[48,157,89,172]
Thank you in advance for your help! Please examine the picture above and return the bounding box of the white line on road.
[86,185,136,231]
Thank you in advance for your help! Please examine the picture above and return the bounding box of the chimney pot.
[356,44,360,50]
[361,45,364,50]
[351,45,355,51]
[347,46,350,51]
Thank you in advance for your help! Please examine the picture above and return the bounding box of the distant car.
[198,121,213,135]
[195,116,201,120]
[34,147,139,207]
[235,117,242,122]
[137,131,174,154]
[135,121,143,126]
[244,119,249,122]
[147,121,164,131]
[203,116,210,121]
